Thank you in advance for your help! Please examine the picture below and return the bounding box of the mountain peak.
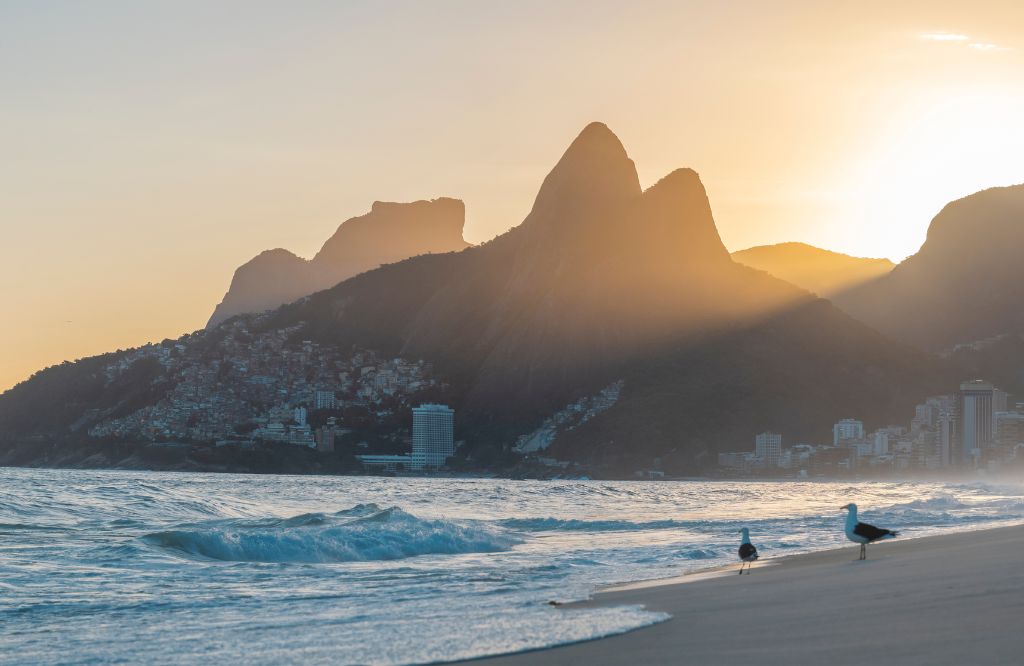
[569,121,627,154]
[835,183,1024,350]
[643,168,704,200]
[919,184,1024,265]
[557,122,634,177]
[525,122,641,229]
[629,167,730,265]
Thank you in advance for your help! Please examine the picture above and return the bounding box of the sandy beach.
[474,524,1024,666]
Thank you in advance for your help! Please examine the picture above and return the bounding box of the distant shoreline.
[0,459,1010,485]
[470,523,1024,665]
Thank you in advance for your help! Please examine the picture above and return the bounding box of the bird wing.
[739,543,758,559]
[853,522,894,541]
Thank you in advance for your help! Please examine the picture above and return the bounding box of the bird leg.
[860,544,866,560]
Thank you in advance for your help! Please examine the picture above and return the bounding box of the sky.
[2,0,1024,391]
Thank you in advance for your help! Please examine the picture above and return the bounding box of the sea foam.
[499,517,692,532]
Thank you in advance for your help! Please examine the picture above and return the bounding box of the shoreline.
[470,523,1024,666]
[1,462,1009,485]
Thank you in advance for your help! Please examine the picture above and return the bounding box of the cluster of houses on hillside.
[87,317,443,450]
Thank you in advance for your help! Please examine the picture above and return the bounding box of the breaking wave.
[142,504,520,563]
[883,494,970,512]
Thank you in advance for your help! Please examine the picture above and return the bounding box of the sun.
[849,87,1024,260]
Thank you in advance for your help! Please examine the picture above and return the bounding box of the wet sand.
[472,524,1024,665]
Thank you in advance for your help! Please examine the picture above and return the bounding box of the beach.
[6,470,1024,664]
[475,524,1024,666]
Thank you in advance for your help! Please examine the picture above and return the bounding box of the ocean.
[2,468,1023,665]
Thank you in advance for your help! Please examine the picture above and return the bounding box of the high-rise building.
[937,411,955,468]
[412,404,455,470]
[993,389,1010,421]
[314,390,337,410]
[293,406,308,427]
[833,419,864,445]
[995,412,1024,455]
[754,432,782,467]
[912,402,938,432]
[957,380,995,466]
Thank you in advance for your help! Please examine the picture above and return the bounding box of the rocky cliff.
[207,198,470,327]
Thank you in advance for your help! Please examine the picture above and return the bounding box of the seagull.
[737,527,758,574]
[842,503,897,560]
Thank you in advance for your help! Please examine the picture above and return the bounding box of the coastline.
[470,524,1024,666]
[1,457,1011,484]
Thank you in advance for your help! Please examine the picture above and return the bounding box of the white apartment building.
[412,404,455,470]
[833,418,864,445]
[314,390,337,410]
[755,432,782,467]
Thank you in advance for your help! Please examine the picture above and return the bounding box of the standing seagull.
[842,503,897,560]
[737,527,759,574]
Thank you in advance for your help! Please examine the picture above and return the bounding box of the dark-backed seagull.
[842,503,897,560]
[737,527,758,574]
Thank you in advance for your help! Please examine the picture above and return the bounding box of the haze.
[2,0,1023,392]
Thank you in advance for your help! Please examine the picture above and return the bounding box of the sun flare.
[847,88,1024,259]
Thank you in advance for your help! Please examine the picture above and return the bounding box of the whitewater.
[2,468,1024,665]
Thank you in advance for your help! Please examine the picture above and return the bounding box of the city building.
[846,438,875,460]
[810,446,853,475]
[314,390,337,410]
[755,432,782,467]
[356,454,414,472]
[778,444,814,471]
[995,411,1024,458]
[412,403,455,470]
[933,410,955,468]
[712,383,1015,475]
[912,403,938,432]
[993,389,1010,420]
[872,426,905,456]
[833,418,864,445]
[957,380,995,466]
[718,451,755,473]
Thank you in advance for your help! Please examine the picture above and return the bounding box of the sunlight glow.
[851,89,1024,259]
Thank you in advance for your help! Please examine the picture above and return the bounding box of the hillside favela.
[3,3,1024,666]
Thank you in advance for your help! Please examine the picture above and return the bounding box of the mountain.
[268,123,948,471]
[731,242,894,298]
[0,123,951,475]
[206,198,470,328]
[280,124,798,414]
[834,185,1024,352]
